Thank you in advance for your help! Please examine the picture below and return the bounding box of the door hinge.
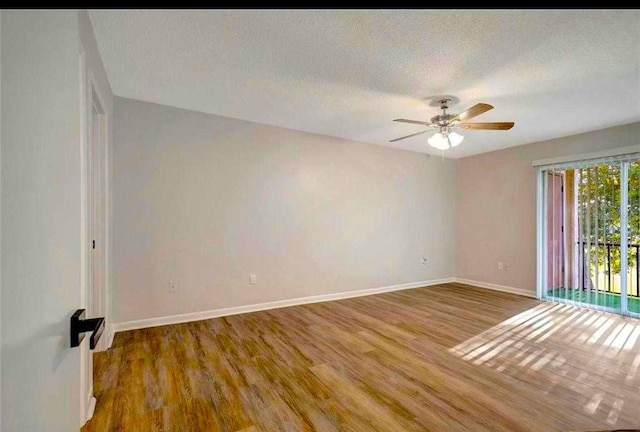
[92,240,96,250]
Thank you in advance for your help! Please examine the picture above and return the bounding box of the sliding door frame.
[536,167,546,300]
[536,152,640,317]
[621,161,629,315]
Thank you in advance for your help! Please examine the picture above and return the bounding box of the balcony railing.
[578,241,640,298]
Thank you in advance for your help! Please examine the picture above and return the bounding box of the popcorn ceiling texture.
[89,10,640,158]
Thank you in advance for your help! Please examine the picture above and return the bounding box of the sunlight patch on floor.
[448,302,640,427]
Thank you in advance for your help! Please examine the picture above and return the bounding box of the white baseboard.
[112,277,456,333]
[452,278,537,298]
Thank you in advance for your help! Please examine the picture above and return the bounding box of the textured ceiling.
[89,10,640,158]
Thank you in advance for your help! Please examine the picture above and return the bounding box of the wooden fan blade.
[393,119,432,126]
[450,103,493,122]
[389,130,430,142]
[460,122,514,130]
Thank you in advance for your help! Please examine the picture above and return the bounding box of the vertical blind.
[540,154,640,316]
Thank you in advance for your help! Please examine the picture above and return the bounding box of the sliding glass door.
[539,156,640,317]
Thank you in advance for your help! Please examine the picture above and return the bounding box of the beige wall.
[113,98,456,323]
[455,122,640,294]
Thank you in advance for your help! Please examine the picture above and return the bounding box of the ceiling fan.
[390,98,514,150]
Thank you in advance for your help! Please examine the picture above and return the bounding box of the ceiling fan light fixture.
[427,132,450,150]
[448,131,464,147]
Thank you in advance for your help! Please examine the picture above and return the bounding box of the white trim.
[79,45,110,426]
[78,45,90,429]
[536,167,545,299]
[104,85,113,353]
[532,145,640,167]
[105,324,115,349]
[452,278,537,298]
[85,395,96,423]
[88,71,110,352]
[112,278,455,333]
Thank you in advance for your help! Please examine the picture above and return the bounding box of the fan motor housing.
[431,114,457,126]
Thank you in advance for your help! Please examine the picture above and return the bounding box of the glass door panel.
[544,163,622,314]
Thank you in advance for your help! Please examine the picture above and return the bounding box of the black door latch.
[70,309,105,349]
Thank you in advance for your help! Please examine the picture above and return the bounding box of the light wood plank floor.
[83,283,640,431]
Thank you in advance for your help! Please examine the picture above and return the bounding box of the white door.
[1,11,86,432]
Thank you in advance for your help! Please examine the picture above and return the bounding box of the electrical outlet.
[498,262,504,271]
[422,257,428,265]
[250,274,257,285]
[169,281,177,293]
[503,263,510,271]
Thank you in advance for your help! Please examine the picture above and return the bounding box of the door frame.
[536,155,639,317]
[89,72,108,349]
[79,44,111,426]
[536,167,545,299]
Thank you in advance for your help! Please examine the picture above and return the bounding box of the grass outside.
[547,288,640,314]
